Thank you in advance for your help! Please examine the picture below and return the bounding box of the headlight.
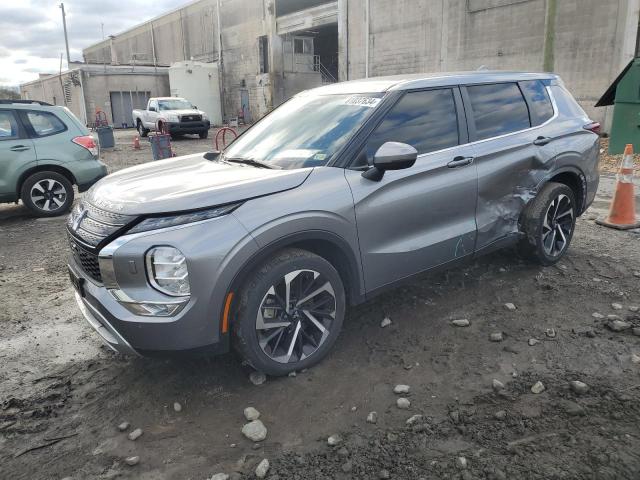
[128,203,240,234]
[166,114,179,122]
[146,246,190,297]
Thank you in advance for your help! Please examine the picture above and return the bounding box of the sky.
[0,0,186,86]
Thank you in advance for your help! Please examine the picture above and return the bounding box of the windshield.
[158,99,195,110]
[222,93,382,169]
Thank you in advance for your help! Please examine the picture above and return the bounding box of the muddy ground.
[1,129,640,480]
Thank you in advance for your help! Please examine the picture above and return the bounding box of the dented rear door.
[462,82,558,251]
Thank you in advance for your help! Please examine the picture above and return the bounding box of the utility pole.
[59,3,71,66]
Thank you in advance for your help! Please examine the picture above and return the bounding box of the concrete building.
[20,64,169,127]
[22,0,639,130]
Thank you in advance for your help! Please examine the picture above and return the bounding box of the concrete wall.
[21,68,169,126]
[342,0,640,127]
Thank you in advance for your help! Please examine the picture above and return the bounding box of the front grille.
[180,114,202,122]
[68,233,102,282]
[66,201,137,282]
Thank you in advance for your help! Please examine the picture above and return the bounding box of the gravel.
[327,434,343,446]
[367,412,378,424]
[249,371,267,386]
[607,320,632,332]
[209,474,229,480]
[490,332,504,342]
[569,380,590,395]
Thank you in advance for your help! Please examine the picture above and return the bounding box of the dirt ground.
[1,130,640,480]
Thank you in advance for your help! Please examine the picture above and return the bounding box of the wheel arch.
[537,167,587,215]
[17,165,77,198]
[225,231,365,322]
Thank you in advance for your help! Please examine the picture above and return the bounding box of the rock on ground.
[504,303,516,311]
[249,371,267,386]
[531,381,546,394]
[611,303,623,310]
[327,434,343,446]
[380,316,392,328]
[492,379,505,392]
[396,398,411,409]
[607,320,632,332]
[209,474,229,480]
[173,402,182,412]
[255,458,270,478]
[124,456,140,466]
[406,414,422,425]
[451,319,470,327]
[366,412,378,424]
[242,420,267,442]
[528,338,540,346]
[490,332,504,342]
[393,384,410,394]
[128,428,143,441]
[570,380,590,395]
[244,407,260,421]
[117,422,129,432]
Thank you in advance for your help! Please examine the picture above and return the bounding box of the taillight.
[583,122,601,135]
[72,135,99,157]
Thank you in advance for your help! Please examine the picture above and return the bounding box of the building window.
[294,37,313,55]
[259,36,269,74]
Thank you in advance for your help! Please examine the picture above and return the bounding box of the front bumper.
[68,212,259,355]
[166,121,210,135]
[73,289,139,355]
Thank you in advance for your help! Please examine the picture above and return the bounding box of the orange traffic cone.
[596,144,640,230]
[133,136,141,150]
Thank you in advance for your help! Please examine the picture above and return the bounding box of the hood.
[86,153,313,215]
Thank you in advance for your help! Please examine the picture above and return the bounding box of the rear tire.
[232,248,346,376]
[199,130,209,139]
[519,182,576,265]
[20,171,74,217]
[137,121,148,138]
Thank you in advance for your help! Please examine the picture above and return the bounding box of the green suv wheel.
[21,171,74,217]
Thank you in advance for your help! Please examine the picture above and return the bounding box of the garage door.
[110,91,150,128]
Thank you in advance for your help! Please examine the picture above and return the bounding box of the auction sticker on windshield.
[344,96,382,108]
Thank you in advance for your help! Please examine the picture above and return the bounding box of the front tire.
[20,171,74,217]
[233,248,346,376]
[519,182,576,265]
[199,130,209,139]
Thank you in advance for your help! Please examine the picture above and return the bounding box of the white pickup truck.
[132,97,210,139]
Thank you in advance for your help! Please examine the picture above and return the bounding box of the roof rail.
[0,99,53,106]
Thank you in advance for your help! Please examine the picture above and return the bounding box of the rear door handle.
[533,136,552,146]
[447,156,474,168]
[10,145,30,152]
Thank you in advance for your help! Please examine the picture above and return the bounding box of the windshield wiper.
[225,157,276,169]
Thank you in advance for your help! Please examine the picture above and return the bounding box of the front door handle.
[533,136,552,146]
[447,156,474,168]
[10,145,30,152]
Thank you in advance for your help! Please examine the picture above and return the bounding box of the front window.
[222,93,382,169]
[158,99,194,110]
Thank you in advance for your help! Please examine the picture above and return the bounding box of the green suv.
[0,100,107,217]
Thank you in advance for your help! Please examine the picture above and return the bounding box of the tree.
[0,86,21,100]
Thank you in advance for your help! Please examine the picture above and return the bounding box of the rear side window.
[520,80,554,125]
[0,110,20,140]
[467,83,530,140]
[26,111,67,137]
[367,89,459,157]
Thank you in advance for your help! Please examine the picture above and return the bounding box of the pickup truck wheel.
[519,182,576,266]
[233,248,345,376]
[137,121,148,138]
[199,130,209,139]
[20,171,74,217]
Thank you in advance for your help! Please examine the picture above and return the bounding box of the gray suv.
[68,72,599,375]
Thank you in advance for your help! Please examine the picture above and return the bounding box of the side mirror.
[362,142,418,181]
[149,106,156,112]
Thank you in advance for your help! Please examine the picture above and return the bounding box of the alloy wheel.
[256,269,336,364]
[30,179,67,212]
[542,193,574,257]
